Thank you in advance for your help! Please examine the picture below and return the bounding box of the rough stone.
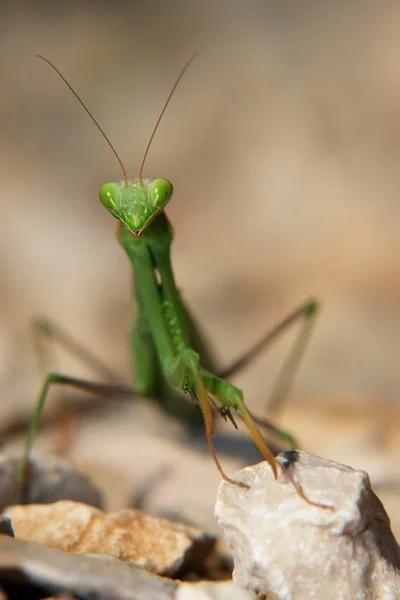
[176,580,257,599]
[0,534,256,600]
[0,452,103,509]
[215,451,400,600]
[5,500,215,576]
[0,533,177,600]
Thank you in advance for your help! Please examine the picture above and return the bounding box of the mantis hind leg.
[218,299,319,416]
[19,373,134,487]
[33,315,203,427]
[32,317,124,383]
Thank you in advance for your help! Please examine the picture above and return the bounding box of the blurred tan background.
[0,1,399,533]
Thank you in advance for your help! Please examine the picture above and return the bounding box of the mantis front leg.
[201,370,332,508]
[200,371,278,479]
[165,348,244,487]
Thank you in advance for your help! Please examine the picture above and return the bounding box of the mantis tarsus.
[19,55,332,510]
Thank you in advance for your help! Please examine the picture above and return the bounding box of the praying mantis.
[19,55,331,509]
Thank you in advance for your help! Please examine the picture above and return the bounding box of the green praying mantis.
[19,55,332,510]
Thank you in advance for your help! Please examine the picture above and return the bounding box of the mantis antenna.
[37,54,128,181]
[37,54,197,182]
[139,53,197,180]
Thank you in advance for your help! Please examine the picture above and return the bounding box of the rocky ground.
[0,2,399,598]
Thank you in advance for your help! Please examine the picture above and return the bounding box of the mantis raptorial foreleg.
[200,369,278,478]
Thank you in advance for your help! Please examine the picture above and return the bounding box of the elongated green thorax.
[99,178,173,237]
[116,213,191,371]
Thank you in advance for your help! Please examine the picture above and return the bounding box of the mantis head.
[37,55,194,237]
[99,178,173,236]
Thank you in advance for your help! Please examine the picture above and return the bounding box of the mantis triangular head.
[99,178,173,237]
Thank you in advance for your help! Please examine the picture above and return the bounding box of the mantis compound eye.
[99,182,121,213]
[149,178,173,209]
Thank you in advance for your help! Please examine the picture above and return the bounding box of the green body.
[17,56,328,508]
[16,165,322,508]
[97,177,295,485]
[100,178,325,503]
[19,171,317,495]
[112,179,244,425]
[126,215,215,423]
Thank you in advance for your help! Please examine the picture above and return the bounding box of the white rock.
[215,451,400,600]
[176,580,257,599]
